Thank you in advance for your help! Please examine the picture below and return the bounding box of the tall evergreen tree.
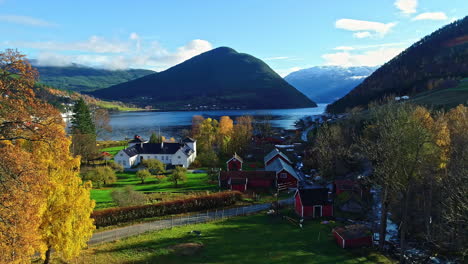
[149,132,163,143]
[71,98,95,135]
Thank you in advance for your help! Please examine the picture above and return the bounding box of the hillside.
[89,47,316,110]
[284,66,377,103]
[327,16,468,113]
[410,78,468,109]
[34,64,154,92]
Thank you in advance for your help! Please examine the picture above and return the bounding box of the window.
[122,161,127,166]
[280,173,287,179]
[178,156,181,159]
[120,154,123,157]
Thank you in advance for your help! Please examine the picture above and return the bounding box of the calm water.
[101,104,327,140]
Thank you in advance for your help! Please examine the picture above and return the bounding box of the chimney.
[161,141,164,149]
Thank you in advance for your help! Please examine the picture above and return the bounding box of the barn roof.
[333,225,371,240]
[265,158,298,180]
[226,153,243,163]
[264,149,292,165]
[297,188,330,206]
[123,142,188,157]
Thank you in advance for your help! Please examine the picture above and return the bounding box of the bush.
[92,191,242,227]
[136,169,152,184]
[111,186,147,207]
[142,159,165,175]
[168,166,187,187]
[109,161,124,172]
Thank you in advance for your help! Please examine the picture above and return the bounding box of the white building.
[114,137,197,169]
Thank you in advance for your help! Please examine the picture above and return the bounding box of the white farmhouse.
[114,137,197,169]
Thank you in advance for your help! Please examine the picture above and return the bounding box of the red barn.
[229,177,248,192]
[219,171,276,192]
[265,158,298,188]
[294,188,333,218]
[264,148,293,166]
[332,225,373,248]
[226,153,243,171]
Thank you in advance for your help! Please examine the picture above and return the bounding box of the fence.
[89,198,294,246]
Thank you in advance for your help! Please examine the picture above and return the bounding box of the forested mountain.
[89,47,316,110]
[33,64,154,92]
[327,16,468,113]
[284,66,377,103]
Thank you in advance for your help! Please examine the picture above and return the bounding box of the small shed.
[294,187,333,218]
[226,153,243,171]
[332,224,373,248]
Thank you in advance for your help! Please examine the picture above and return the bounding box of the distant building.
[114,137,196,168]
[294,187,333,218]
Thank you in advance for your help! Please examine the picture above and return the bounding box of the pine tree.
[71,98,95,135]
[149,132,162,143]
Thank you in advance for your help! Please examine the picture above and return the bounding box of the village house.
[294,187,333,218]
[264,148,293,166]
[114,136,196,169]
[226,153,243,171]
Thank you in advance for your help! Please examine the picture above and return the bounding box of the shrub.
[142,159,165,175]
[168,166,187,187]
[136,169,152,184]
[111,186,147,207]
[92,191,242,227]
[83,166,116,188]
[109,161,124,172]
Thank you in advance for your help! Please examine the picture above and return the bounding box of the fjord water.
[102,104,327,140]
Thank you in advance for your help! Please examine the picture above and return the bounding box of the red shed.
[332,225,373,248]
[226,153,243,171]
[294,188,333,218]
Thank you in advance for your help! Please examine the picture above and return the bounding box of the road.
[89,198,294,245]
[301,125,314,142]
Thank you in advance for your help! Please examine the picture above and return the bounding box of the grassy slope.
[411,78,468,109]
[100,145,126,156]
[58,214,392,264]
[91,171,218,209]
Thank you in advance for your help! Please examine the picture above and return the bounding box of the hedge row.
[92,191,242,227]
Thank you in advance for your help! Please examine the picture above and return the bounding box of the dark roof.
[123,142,186,156]
[129,137,146,143]
[220,171,276,181]
[297,188,330,206]
[182,137,196,143]
[333,225,371,240]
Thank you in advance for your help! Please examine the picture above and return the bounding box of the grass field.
[100,145,126,156]
[91,171,219,209]
[411,78,468,109]
[56,213,392,264]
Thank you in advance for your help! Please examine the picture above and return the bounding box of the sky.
[0,0,466,76]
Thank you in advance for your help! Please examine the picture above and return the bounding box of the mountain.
[89,47,316,110]
[327,16,468,113]
[284,66,377,103]
[33,64,155,92]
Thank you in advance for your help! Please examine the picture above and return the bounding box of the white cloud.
[412,12,448,21]
[394,0,418,14]
[31,38,213,70]
[334,46,355,51]
[335,19,396,37]
[0,14,56,27]
[264,56,290,61]
[353,31,372,38]
[10,36,128,53]
[322,47,405,67]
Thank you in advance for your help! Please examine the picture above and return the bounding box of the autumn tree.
[142,158,166,175]
[168,166,187,187]
[218,116,233,154]
[0,49,95,263]
[191,115,204,138]
[136,169,152,184]
[230,116,253,154]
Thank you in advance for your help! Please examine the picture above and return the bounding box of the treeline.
[328,16,468,113]
[309,102,467,259]
[190,115,253,167]
[92,191,241,227]
[0,50,95,263]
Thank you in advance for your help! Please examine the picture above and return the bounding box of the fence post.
[171,216,173,229]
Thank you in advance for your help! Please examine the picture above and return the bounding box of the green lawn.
[91,171,219,209]
[100,145,126,157]
[63,213,393,264]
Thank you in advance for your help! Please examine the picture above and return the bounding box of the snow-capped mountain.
[284,66,378,103]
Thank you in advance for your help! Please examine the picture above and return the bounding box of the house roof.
[182,137,196,143]
[265,158,299,180]
[333,225,371,240]
[129,137,146,143]
[297,188,330,206]
[220,171,276,181]
[226,153,243,163]
[123,142,189,157]
[264,148,292,164]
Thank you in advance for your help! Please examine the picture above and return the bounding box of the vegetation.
[142,158,166,175]
[83,166,117,188]
[90,47,316,110]
[327,16,468,113]
[136,169,152,184]
[58,213,391,264]
[0,49,95,263]
[169,167,188,187]
[92,191,241,227]
[111,186,147,207]
[70,98,98,164]
[410,78,468,109]
[35,64,154,92]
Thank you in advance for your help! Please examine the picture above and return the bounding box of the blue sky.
[0,0,466,76]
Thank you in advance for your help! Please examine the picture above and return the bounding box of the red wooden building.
[265,158,298,188]
[294,187,333,218]
[332,225,373,248]
[226,153,243,171]
[219,171,276,191]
